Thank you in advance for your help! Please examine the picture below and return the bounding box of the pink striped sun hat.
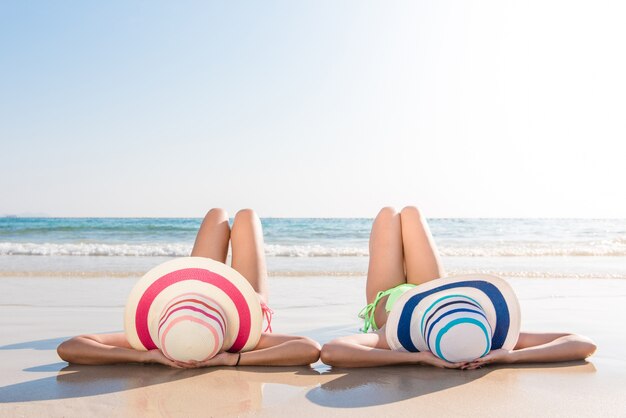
[124,257,263,362]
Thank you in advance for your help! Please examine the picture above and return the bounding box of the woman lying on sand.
[321,206,597,369]
[57,208,320,368]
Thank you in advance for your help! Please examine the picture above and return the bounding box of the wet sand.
[1,276,625,417]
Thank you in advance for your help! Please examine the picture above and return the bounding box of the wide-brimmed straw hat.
[385,274,521,363]
[124,257,263,362]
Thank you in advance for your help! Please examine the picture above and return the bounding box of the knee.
[320,342,339,366]
[299,337,322,364]
[203,208,228,223]
[376,206,399,220]
[585,340,598,358]
[56,338,76,363]
[400,205,423,219]
[234,208,258,223]
[56,341,69,362]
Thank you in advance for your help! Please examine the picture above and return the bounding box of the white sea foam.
[1,242,625,257]
[264,244,368,257]
[0,242,193,257]
[0,269,624,280]
[438,244,626,257]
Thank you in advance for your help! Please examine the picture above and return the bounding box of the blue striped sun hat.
[385,274,521,363]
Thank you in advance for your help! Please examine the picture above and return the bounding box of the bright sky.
[1,1,625,218]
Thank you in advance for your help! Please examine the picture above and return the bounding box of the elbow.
[305,337,322,364]
[57,339,76,363]
[296,337,321,365]
[320,342,342,366]
[565,334,598,360]
[580,337,597,359]
[57,336,90,364]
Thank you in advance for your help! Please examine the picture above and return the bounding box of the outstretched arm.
[58,332,320,368]
[193,333,321,367]
[463,332,597,369]
[320,328,462,368]
[57,333,182,367]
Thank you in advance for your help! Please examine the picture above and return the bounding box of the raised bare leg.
[230,209,269,304]
[190,208,230,263]
[366,207,406,328]
[400,206,445,285]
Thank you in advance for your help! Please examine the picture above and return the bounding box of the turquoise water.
[0,217,625,278]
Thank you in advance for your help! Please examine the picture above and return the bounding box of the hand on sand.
[461,349,514,370]
[184,352,238,368]
[143,349,186,368]
[142,350,238,368]
[419,351,463,369]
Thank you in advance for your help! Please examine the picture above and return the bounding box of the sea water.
[0,217,624,279]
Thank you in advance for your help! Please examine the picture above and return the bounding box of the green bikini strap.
[358,288,395,333]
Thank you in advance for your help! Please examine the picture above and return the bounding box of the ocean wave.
[443,269,626,280]
[438,244,626,257]
[0,269,624,280]
[0,242,193,257]
[439,247,626,257]
[1,242,626,257]
[264,244,368,257]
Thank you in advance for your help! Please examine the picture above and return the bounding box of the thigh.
[230,209,268,303]
[400,206,444,284]
[366,207,406,303]
[191,208,230,262]
[366,207,407,329]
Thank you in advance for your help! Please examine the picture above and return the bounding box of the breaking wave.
[1,241,625,257]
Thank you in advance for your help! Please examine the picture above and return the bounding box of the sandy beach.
[1,274,625,417]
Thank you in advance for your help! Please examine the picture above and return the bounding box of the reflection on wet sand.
[0,363,328,416]
[115,366,330,416]
[307,361,596,408]
[0,355,605,417]
[0,361,596,403]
